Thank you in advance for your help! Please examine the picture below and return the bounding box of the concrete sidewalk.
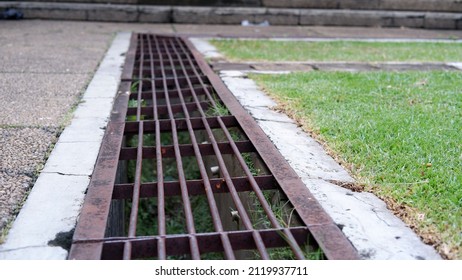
[1,20,461,259]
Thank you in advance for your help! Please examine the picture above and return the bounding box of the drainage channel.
[69,33,359,260]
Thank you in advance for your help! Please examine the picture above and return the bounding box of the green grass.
[210,40,462,62]
[250,71,462,259]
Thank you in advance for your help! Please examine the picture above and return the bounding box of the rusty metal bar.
[69,33,359,260]
[123,121,143,259]
[119,141,254,160]
[162,36,236,260]
[97,226,310,260]
[166,37,271,260]
[112,175,276,199]
[171,36,305,260]
[155,36,201,259]
[216,117,305,259]
[145,34,167,260]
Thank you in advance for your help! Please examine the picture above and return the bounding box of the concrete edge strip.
[209,37,462,43]
[212,62,460,72]
[195,37,462,72]
[1,1,462,29]
[0,32,131,260]
[190,38,442,260]
[448,62,462,70]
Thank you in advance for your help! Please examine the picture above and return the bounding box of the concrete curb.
[212,62,460,72]
[0,32,130,260]
[1,1,462,29]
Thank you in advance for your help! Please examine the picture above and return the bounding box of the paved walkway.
[1,19,462,257]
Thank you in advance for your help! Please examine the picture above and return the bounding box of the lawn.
[249,71,462,259]
[210,40,462,62]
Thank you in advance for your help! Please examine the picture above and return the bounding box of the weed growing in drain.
[126,81,150,121]
[205,95,230,117]
[242,153,260,176]
[129,195,212,236]
[247,192,317,260]
[266,243,325,260]
[241,153,323,260]
[131,80,140,91]
[127,99,147,108]
[124,129,215,246]
[121,99,226,259]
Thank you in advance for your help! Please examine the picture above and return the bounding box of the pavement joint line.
[216,61,459,65]
[206,37,462,43]
[191,38,442,259]
[215,64,461,72]
[198,36,462,72]
[41,171,91,177]
[0,245,47,253]
[241,70,292,74]
[0,32,131,260]
[252,117,294,124]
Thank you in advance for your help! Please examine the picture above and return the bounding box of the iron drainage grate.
[69,34,359,260]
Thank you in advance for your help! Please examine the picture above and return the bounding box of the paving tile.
[41,141,101,176]
[0,73,89,127]
[58,118,107,143]
[0,127,56,175]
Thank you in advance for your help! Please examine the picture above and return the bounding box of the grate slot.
[99,227,311,260]
[69,34,359,260]
[120,141,255,160]
[112,175,277,199]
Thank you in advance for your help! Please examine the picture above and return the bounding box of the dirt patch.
[327,179,366,192]
[378,194,456,260]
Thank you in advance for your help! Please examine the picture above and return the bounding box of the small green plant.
[0,222,12,244]
[206,101,230,117]
[306,247,325,260]
[242,153,260,176]
[205,94,230,117]
[128,195,213,237]
[127,80,146,108]
[127,99,138,108]
[266,243,324,260]
[126,81,145,121]
[240,150,324,260]
[123,128,215,256]
[131,80,140,92]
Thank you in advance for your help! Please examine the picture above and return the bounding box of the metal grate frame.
[69,34,359,260]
